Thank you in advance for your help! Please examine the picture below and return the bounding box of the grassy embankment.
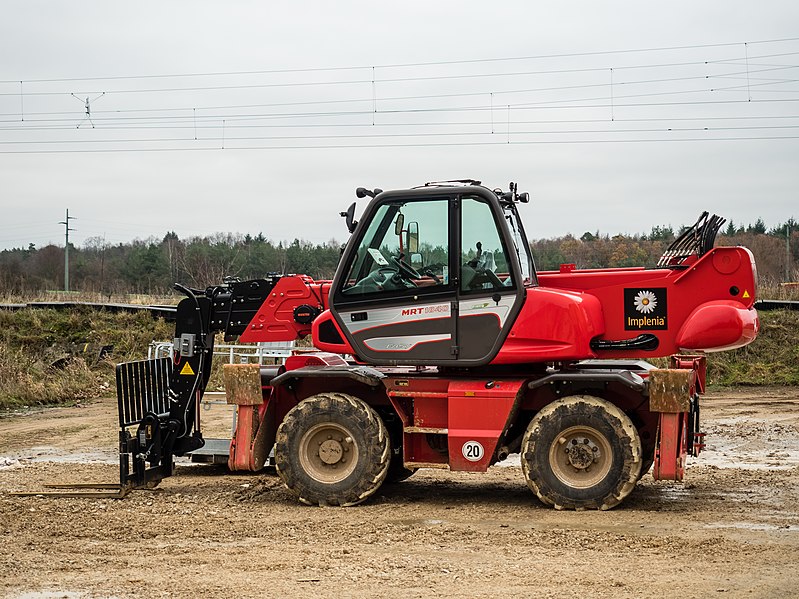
[0,305,796,411]
[0,307,172,410]
[709,308,799,386]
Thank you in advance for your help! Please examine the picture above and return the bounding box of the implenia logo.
[624,288,667,330]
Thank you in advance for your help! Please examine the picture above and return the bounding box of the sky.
[1,1,798,251]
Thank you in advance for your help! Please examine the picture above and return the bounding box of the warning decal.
[180,362,195,376]
[624,288,668,330]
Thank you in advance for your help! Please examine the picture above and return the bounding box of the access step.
[404,426,448,434]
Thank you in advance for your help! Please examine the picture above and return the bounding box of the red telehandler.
[114,180,758,510]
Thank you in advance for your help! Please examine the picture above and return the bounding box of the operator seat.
[463,249,502,290]
[477,250,496,273]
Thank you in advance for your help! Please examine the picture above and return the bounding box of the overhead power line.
[2,61,796,116]
[2,35,798,84]
[2,37,799,155]
[4,123,799,147]
[3,85,799,131]
[2,135,798,155]
[3,52,798,98]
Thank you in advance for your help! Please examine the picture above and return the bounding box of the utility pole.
[787,224,792,283]
[59,209,76,292]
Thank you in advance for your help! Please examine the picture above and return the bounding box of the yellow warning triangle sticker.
[180,362,195,376]
[742,290,750,299]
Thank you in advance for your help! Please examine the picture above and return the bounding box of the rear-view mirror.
[394,213,405,236]
[407,221,419,254]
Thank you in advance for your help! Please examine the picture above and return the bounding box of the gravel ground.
[1,387,798,598]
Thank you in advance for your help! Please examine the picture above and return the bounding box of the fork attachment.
[116,286,218,491]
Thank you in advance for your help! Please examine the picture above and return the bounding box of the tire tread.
[521,395,642,511]
[275,392,390,507]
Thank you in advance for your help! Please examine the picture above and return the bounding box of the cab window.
[341,198,450,297]
[460,197,515,292]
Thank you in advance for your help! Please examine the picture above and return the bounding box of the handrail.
[147,340,295,364]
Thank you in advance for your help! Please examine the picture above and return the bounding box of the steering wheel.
[391,256,422,281]
[376,267,415,289]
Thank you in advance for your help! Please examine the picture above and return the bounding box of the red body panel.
[446,380,524,472]
[312,310,358,355]
[239,247,757,364]
[493,287,604,364]
[676,301,758,352]
[384,376,524,471]
[537,246,758,359]
[239,276,330,343]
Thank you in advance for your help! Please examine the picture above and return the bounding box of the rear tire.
[521,395,642,510]
[275,392,390,506]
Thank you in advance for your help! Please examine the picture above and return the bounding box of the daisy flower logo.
[633,290,658,314]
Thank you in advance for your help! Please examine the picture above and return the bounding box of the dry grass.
[0,307,172,411]
[708,309,799,386]
[0,344,99,408]
[0,291,177,305]
[757,284,799,301]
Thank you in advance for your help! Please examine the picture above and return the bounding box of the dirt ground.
[1,388,798,599]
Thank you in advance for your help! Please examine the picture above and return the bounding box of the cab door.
[331,194,459,364]
[455,195,523,362]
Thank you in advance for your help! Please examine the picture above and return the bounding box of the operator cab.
[329,181,535,366]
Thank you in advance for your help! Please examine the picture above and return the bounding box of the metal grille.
[116,357,173,428]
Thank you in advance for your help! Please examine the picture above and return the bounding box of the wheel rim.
[547,425,613,489]
[298,422,359,484]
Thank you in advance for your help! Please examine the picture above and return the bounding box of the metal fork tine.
[42,483,122,489]
[9,483,130,499]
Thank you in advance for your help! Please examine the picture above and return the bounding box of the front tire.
[521,395,642,510]
[275,392,390,506]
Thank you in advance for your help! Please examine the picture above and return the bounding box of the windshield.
[503,203,537,286]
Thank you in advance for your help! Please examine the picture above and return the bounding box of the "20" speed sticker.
[462,440,484,462]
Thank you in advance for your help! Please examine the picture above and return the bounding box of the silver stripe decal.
[342,302,451,334]
[342,295,514,336]
[363,334,451,352]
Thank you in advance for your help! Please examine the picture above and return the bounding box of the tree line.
[1,218,797,295]
[533,218,799,282]
[0,233,342,295]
